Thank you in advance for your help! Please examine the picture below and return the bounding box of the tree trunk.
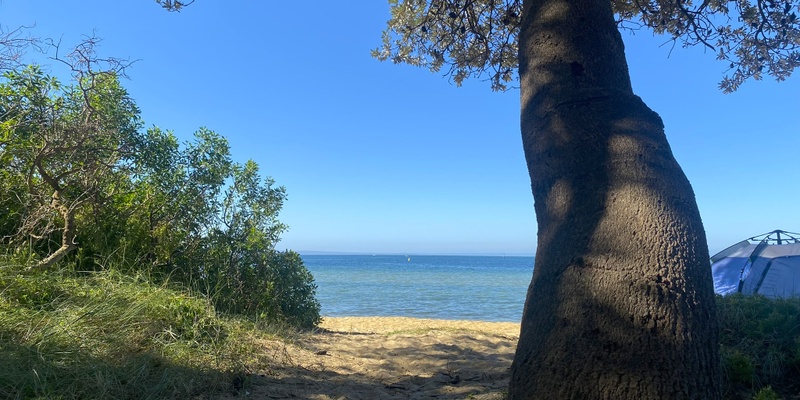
[508,0,721,398]
[29,192,77,272]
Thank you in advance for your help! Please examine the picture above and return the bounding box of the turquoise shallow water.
[301,254,534,322]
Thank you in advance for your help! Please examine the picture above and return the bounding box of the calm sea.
[301,254,534,322]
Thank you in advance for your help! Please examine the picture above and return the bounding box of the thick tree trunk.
[508,0,721,398]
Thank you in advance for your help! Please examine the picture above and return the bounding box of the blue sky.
[2,1,798,256]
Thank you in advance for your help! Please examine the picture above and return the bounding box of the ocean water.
[301,254,534,322]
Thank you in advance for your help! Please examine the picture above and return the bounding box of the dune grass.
[718,295,800,400]
[0,261,284,400]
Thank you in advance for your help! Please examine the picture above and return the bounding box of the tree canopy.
[155,0,195,12]
[373,0,800,92]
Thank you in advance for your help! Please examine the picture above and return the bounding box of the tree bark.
[29,191,78,272]
[508,0,721,398]
[29,151,83,271]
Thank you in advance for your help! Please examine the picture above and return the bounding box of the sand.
[248,317,520,399]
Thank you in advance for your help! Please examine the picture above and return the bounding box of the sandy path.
[249,317,520,399]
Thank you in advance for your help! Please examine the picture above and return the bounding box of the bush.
[752,386,781,400]
[0,66,320,329]
[204,248,321,330]
[723,349,755,387]
[718,295,800,399]
[264,251,322,329]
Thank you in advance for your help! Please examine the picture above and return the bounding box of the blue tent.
[711,230,800,298]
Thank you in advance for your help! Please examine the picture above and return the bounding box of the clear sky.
[2,1,798,256]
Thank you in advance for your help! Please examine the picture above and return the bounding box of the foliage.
[0,62,320,329]
[0,261,278,400]
[373,0,800,92]
[373,0,521,91]
[752,386,781,400]
[0,63,142,270]
[718,295,800,399]
[118,128,319,329]
[155,0,195,12]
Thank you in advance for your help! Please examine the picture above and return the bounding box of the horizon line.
[292,250,536,257]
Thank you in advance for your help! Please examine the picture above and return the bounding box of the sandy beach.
[248,317,520,399]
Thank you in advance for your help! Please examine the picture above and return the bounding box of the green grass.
[0,262,282,400]
[718,295,800,400]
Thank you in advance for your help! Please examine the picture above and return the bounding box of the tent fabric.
[712,242,800,298]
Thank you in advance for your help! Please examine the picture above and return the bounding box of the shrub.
[204,248,321,330]
[263,250,321,329]
[718,294,800,399]
[723,349,755,387]
[752,386,781,400]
